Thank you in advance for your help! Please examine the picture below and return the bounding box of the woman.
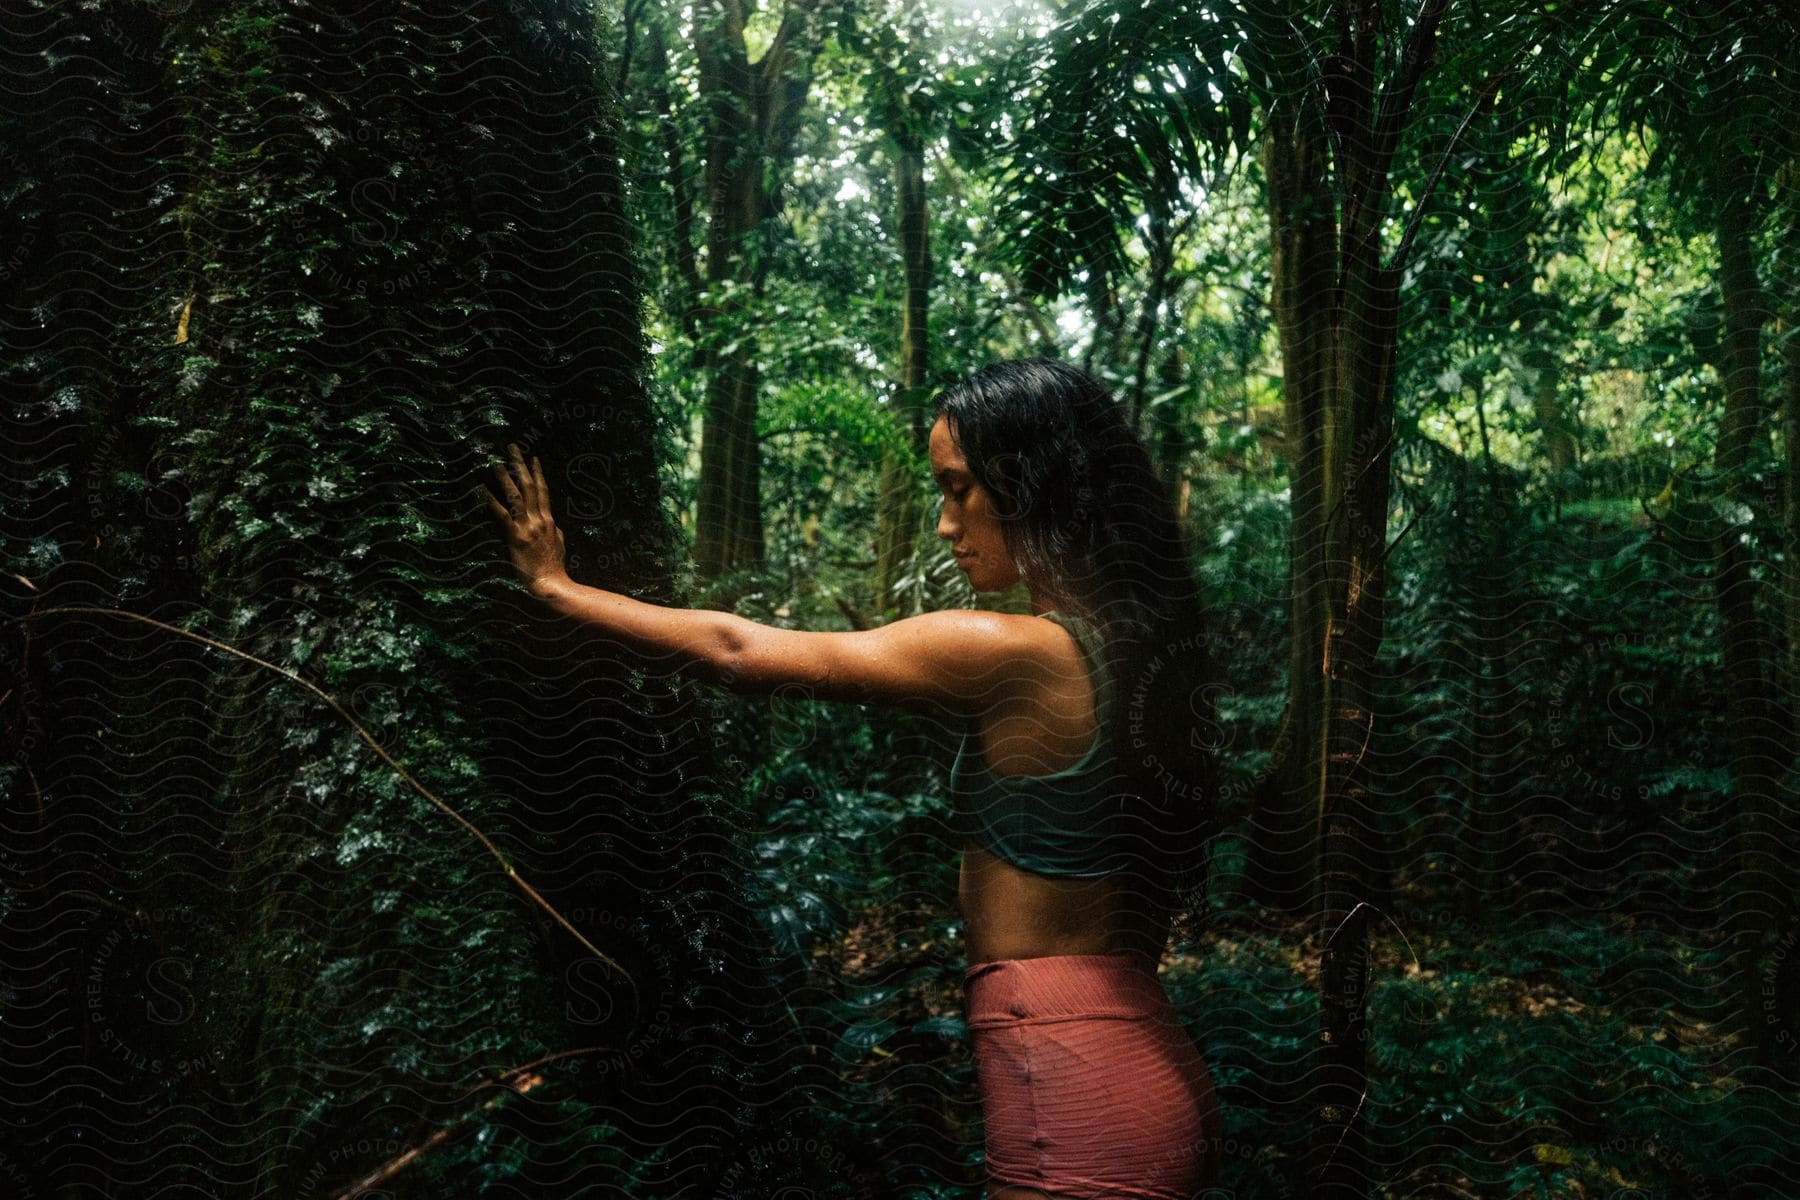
[486,358,1225,1199]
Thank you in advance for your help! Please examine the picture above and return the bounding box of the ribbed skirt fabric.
[963,950,1222,1199]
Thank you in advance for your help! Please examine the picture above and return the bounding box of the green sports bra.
[949,610,1165,880]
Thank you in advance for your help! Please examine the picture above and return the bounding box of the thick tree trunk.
[2,4,788,1195]
[0,6,182,1190]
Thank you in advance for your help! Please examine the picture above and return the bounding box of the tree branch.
[1346,0,1448,257]
[1389,70,1503,275]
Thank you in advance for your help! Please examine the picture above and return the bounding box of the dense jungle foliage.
[3,0,1799,1197]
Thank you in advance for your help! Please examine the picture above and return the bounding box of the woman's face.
[930,414,1021,593]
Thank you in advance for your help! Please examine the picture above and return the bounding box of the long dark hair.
[931,357,1223,918]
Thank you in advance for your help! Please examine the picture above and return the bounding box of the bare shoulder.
[713,608,1078,716]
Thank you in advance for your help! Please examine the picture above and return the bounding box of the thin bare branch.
[1390,70,1504,274]
[10,605,643,1031]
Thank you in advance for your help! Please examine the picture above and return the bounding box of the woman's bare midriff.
[958,838,1171,963]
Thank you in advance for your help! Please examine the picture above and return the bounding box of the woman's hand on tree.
[484,442,569,597]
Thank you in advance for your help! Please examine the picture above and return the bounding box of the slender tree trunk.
[1769,164,1799,776]
[692,16,760,579]
[1244,6,1453,1194]
[1783,310,1800,753]
[873,135,931,617]
[699,347,767,580]
[1150,342,1194,507]
[1710,182,1788,1073]
[1127,211,1181,433]
[647,19,704,345]
[691,0,820,582]
[1523,345,1579,506]
[1258,96,1385,1200]
[1247,113,1334,918]
[1312,220,1403,1200]
[1082,281,1127,375]
[897,143,932,422]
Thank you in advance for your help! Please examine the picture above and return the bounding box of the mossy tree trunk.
[2,3,790,1196]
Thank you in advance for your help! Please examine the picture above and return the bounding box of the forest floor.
[818,897,1794,1199]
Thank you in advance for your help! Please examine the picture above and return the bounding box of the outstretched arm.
[533,578,1041,717]
[532,573,736,683]
[711,607,1043,716]
[486,442,1049,715]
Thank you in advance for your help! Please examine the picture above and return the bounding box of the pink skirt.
[964,950,1223,1199]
